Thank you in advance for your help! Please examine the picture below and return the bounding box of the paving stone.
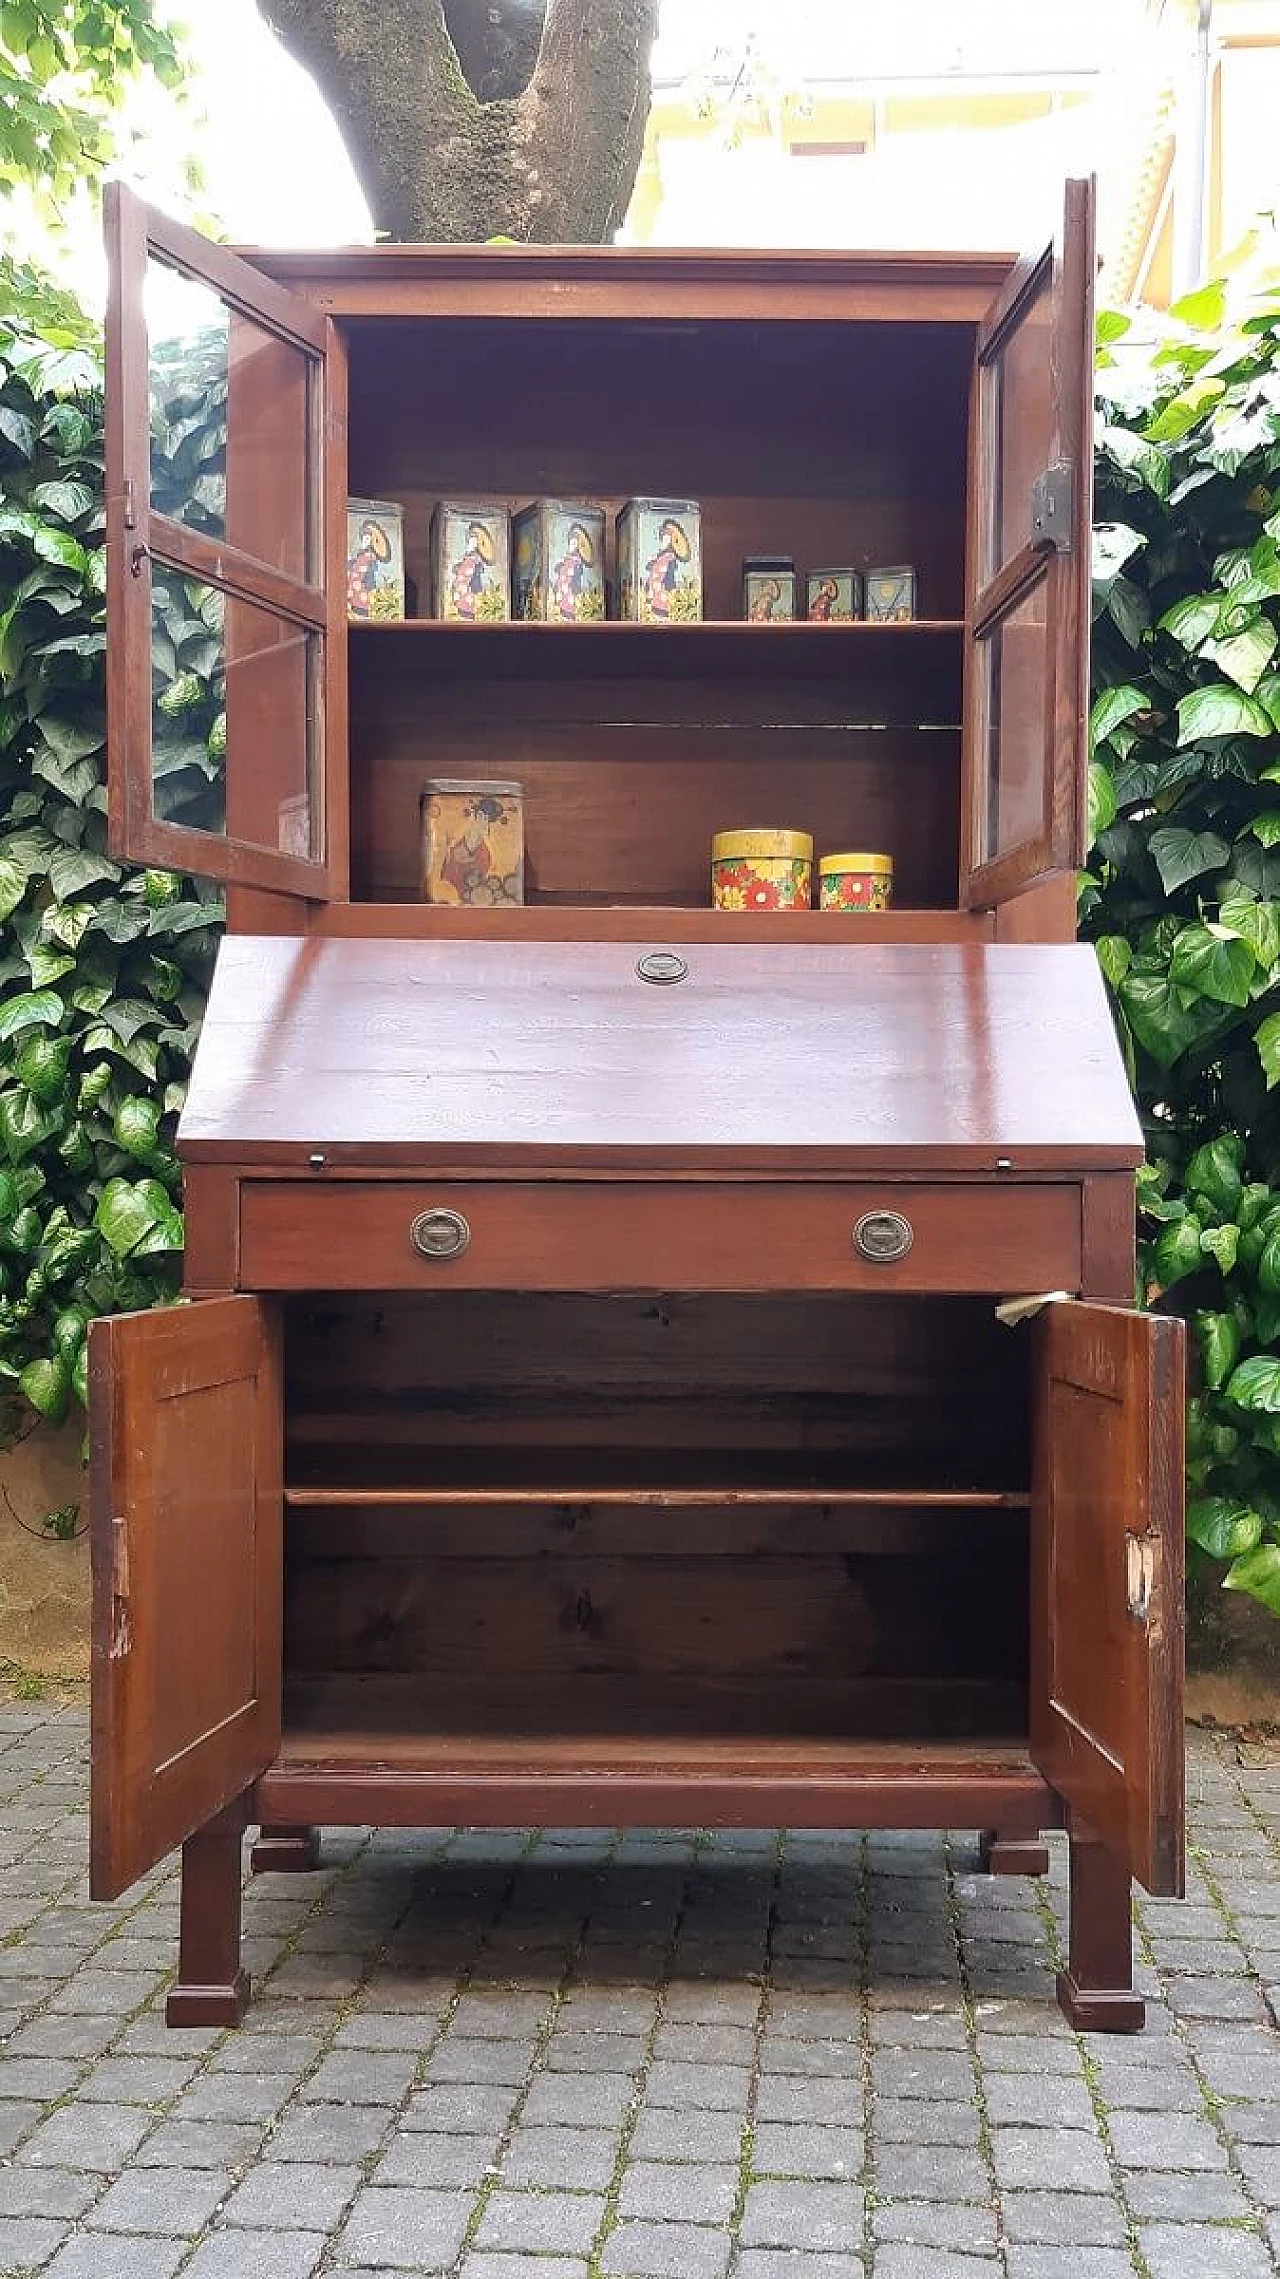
[874,2098,980,2146]
[175,2070,299,2122]
[404,2081,522,2133]
[1005,2254,1135,2279]
[473,2188,606,2255]
[980,2070,1096,2128]
[873,2200,999,2255]
[736,2257,865,2279]
[628,2107,745,2166]
[754,2073,861,2125]
[989,2126,1112,2194]
[424,2037,535,2085]
[220,2159,363,2231]
[0,2214,70,2265]
[601,2218,732,2278]
[78,2053,202,2105]
[267,2099,392,2162]
[134,2118,264,2169]
[523,2069,638,2125]
[1122,2167,1254,2222]
[1231,2143,1280,2207]
[740,2179,863,2250]
[502,2123,620,2189]
[618,2162,739,2224]
[183,2233,328,2279]
[1106,2107,1228,2170]
[337,2182,477,2269]
[1001,2190,1129,2246]
[375,2131,500,2187]
[1139,2225,1276,2278]
[17,2099,154,2170]
[87,2163,231,2234]
[875,2142,990,2202]
[872,2251,1002,2278]
[645,2059,753,2111]
[46,2238,189,2279]
[751,2120,862,2177]
[461,2261,589,2279]
[546,2031,648,2073]
[870,2049,975,2100]
[300,2046,418,2103]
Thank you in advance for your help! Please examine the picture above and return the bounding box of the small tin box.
[711,828,813,912]
[430,503,511,621]
[806,569,863,622]
[819,851,894,912]
[421,778,523,906]
[743,558,798,621]
[512,501,606,622]
[346,497,405,621]
[617,498,702,622]
[865,566,917,621]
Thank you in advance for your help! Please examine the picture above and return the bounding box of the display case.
[91,181,1184,2034]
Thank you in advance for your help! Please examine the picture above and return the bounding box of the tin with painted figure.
[743,557,798,621]
[430,502,511,621]
[512,501,606,622]
[617,498,702,622]
[421,778,524,906]
[819,851,894,912]
[346,497,405,621]
[806,569,862,622]
[711,828,813,913]
[865,565,917,621]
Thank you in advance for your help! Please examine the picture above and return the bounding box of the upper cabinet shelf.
[346,617,965,684]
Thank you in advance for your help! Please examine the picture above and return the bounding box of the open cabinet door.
[961,179,1094,908]
[105,183,343,897]
[1032,1302,1185,1897]
[90,1298,282,1899]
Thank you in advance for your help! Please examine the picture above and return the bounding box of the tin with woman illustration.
[805,569,863,622]
[513,501,606,622]
[346,497,405,621]
[421,779,524,905]
[617,498,702,622]
[742,557,798,621]
[430,503,511,621]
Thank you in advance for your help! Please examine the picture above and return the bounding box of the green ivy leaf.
[94,1177,182,1260]
[1224,1543,1280,1616]
[14,1034,72,1105]
[1257,1012,1280,1089]
[1168,924,1256,1009]
[0,989,65,1045]
[1218,898,1280,969]
[1196,1309,1242,1390]
[1201,1223,1241,1274]
[1159,593,1221,651]
[1187,1495,1262,1560]
[1176,684,1275,744]
[1225,1355,1280,1412]
[1185,1132,1245,1214]
[1202,617,1279,694]
[1121,970,1209,1068]
[112,1096,162,1164]
[1088,761,1117,843]
[1153,1216,1205,1289]
[1148,826,1230,894]
[1089,683,1149,751]
[17,1355,69,1424]
[1094,936,1132,990]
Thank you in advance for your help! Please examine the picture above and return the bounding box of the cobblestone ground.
[0,1704,1277,2278]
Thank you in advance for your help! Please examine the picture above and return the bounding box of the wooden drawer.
[238,1180,1081,1294]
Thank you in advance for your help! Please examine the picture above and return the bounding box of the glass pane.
[980,262,1052,587]
[151,566,321,859]
[146,260,316,582]
[978,578,1047,865]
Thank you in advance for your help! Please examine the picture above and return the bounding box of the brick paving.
[0,1702,1277,2276]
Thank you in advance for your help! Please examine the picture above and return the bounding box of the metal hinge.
[1125,1530,1159,1624]
[123,477,137,533]
[1032,461,1075,551]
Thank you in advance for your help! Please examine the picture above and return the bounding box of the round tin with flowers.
[818,851,894,912]
[711,829,813,912]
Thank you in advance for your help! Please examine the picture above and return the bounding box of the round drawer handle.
[410,1207,471,1261]
[853,1209,914,1265]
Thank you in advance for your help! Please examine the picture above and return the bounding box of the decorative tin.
[512,501,606,622]
[430,503,511,621]
[819,851,894,912]
[865,565,917,622]
[617,498,702,622]
[711,828,813,912]
[346,497,405,621]
[806,569,863,622]
[743,557,798,621]
[421,778,523,905]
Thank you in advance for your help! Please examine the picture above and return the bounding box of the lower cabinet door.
[89,1295,283,1898]
[1030,1301,1185,1896]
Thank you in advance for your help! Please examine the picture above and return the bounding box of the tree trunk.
[257,0,658,244]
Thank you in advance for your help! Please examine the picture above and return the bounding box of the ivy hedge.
[1087,274,1280,1622]
[0,321,221,1435]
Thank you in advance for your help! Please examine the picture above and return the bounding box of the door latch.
[1125,1530,1159,1624]
[1032,461,1075,551]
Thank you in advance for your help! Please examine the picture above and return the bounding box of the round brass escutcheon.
[410,1207,472,1261]
[853,1209,914,1265]
[636,950,688,986]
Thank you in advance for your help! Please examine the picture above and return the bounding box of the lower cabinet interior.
[277,1292,1035,1782]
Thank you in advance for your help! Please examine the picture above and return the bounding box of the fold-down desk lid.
[178,937,1142,1172]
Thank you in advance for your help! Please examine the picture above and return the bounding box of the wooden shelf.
[315,906,992,942]
[348,616,964,681]
[285,1484,1030,1510]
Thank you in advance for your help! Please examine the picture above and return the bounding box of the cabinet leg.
[978,1829,1050,1877]
[1057,1825,1143,2033]
[166,1798,250,2029]
[251,1823,320,1874]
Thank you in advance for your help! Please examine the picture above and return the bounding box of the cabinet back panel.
[344,318,972,621]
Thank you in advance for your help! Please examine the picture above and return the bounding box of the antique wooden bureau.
[91,180,1184,2032]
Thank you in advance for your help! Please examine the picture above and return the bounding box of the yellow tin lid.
[712,829,813,861]
[819,851,894,874]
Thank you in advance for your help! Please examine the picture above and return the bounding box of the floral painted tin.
[711,828,813,912]
[512,500,606,622]
[743,557,798,621]
[421,778,523,905]
[430,502,511,621]
[819,851,894,912]
[865,565,917,622]
[806,569,863,622]
[617,498,702,622]
[346,497,405,621]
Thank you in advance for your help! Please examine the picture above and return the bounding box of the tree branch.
[517,0,659,241]
[443,0,546,102]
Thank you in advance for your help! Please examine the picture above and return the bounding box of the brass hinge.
[123,477,137,533]
[1032,461,1075,551]
[1125,1530,1159,1624]
[109,1512,131,1660]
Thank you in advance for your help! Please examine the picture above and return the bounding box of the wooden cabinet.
[92,182,1184,2034]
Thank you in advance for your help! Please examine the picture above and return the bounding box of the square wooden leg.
[251,1823,320,1874]
[978,1829,1050,1877]
[166,1797,250,2028]
[1057,1825,1144,2032]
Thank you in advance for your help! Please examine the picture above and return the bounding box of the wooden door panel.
[961,178,1094,909]
[90,1297,282,1899]
[1032,1302,1184,1896]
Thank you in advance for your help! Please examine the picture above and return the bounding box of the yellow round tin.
[711,829,813,912]
[818,851,894,912]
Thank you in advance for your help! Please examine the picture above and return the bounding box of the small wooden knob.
[410,1207,471,1261]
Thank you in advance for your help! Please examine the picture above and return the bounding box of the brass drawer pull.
[410,1207,471,1261]
[853,1209,914,1264]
